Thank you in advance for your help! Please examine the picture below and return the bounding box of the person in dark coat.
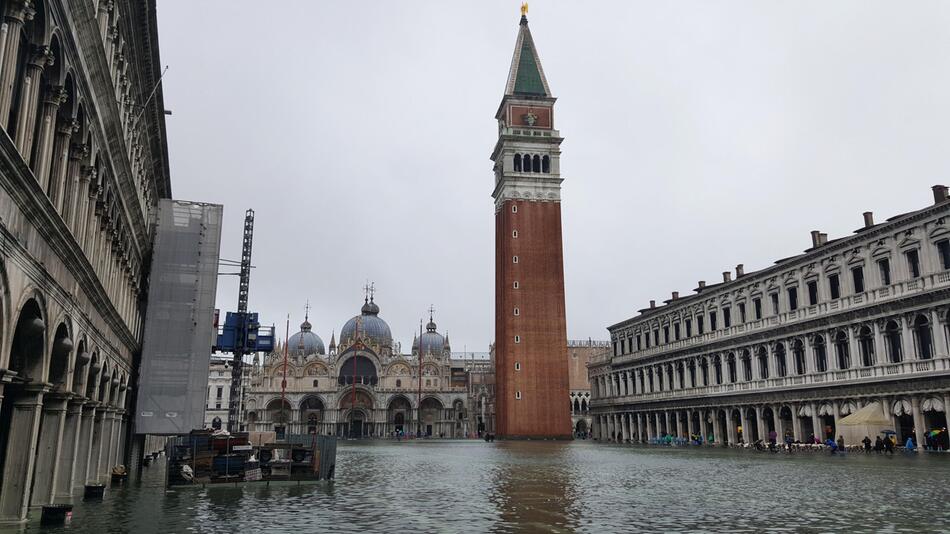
[883,435,895,454]
[862,436,872,453]
[874,436,884,453]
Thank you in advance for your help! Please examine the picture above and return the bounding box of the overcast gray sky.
[157,1,950,353]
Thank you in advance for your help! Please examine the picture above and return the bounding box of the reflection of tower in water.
[489,442,580,532]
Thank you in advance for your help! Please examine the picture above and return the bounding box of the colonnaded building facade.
[244,296,481,439]
[0,0,169,523]
[591,186,950,449]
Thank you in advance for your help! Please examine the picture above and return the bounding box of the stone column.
[12,45,53,157]
[674,410,682,438]
[810,402,822,441]
[791,403,802,442]
[88,407,105,483]
[755,405,766,441]
[47,117,75,212]
[726,409,737,445]
[664,411,672,437]
[0,389,44,522]
[30,395,69,506]
[685,409,693,437]
[74,404,95,489]
[0,0,34,130]
[831,400,841,441]
[772,404,784,439]
[931,309,949,359]
[637,413,645,443]
[911,396,927,450]
[55,399,84,499]
[739,407,750,443]
[31,84,65,190]
[711,410,719,444]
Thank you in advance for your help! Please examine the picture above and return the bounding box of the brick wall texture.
[495,199,572,438]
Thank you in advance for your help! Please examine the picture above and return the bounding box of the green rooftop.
[514,36,546,96]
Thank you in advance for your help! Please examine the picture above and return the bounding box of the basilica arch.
[387,395,412,435]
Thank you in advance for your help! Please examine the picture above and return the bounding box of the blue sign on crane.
[215,312,275,353]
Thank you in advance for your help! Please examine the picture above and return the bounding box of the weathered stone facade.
[591,187,950,449]
[243,298,479,439]
[0,0,168,523]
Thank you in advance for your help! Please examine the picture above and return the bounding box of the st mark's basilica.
[241,292,482,439]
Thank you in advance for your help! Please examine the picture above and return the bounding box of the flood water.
[6,440,950,533]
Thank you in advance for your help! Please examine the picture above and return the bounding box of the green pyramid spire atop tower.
[504,10,552,97]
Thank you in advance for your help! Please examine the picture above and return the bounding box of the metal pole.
[417,319,423,437]
[227,209,255,433]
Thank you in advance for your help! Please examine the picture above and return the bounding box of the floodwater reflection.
[2,440,949,533]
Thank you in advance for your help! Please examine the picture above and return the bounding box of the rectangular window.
[878,259,891,285]
[674,323,680,340]
[770,293,780,314]
[829,274,840,299]
[515,362,521,371]
[907,250,921,278]
[685,319,692,337]
[215,403,221,410]
[645,333,651,348]
[738,303,746,323]
[663,326,670,344]
[653,330,659,345]
[787,287,798,310]
[216,386,223,399]
[697,315,704,335]
[852,266,865,293]
[709,311,718,331]
[753,298,762,320]
[723,308,731,328]
[636,335,642,351]
[939,240,950,270]
[807,280,818,305]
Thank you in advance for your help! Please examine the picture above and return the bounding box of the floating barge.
[165,430,336,487]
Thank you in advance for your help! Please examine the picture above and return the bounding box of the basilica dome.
[413,317,448,356]
[340,298,393,349]
[287,319,325,356]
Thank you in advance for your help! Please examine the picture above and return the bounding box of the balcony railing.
[602,273,947,366]
[591,356,950,407]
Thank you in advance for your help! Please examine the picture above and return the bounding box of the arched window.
[676,361,685,388]
[774,343,787,377]
[834,331,850,369]
[687,360,696,388]
[757,347,769,379]
[541,155,550,173]
[532,155,541,173]
[522,154,531,172]
[699,358,709,386]
[914,315,933,360]
[792,340,806,375]
[741,350,753,381]
[513,153,522,172]
[813,335,827,372]
[727,353,737,383]
[713,355,723,385]
[885,320,902,363]
[396,379,402,388]
[858,326,874,366]
[666,364,675,389]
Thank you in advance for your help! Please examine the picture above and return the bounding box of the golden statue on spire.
[521,2,528,16]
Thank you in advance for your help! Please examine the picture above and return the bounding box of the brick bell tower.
[491,7,571,439]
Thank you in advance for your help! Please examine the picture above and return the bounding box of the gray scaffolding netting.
[135,199,223,435]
